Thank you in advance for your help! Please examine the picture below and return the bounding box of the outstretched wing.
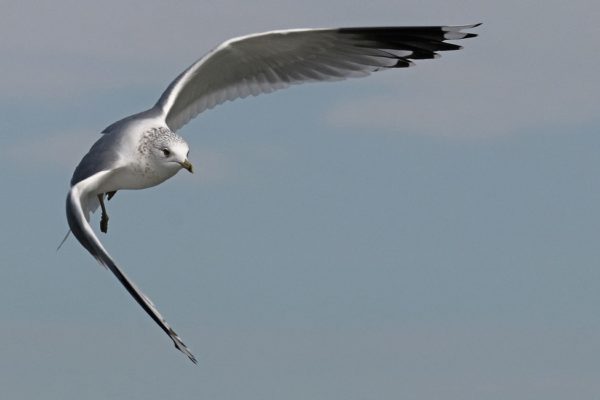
[66,171,197,364]
[154,24,480,132]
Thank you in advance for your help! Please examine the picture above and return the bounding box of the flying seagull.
[65,24,480,364]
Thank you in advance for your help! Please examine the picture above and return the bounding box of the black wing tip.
[182,348,198,365]
[445,22,482,30]
[337,24,479,58]
[338,23,481,34]
[182,343,198,365]
[393,59,415,68]
[171,333,198,364]
[181,346,199,365]
[458,29,481,40]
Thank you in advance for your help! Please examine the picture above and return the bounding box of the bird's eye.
[162,148,171,157]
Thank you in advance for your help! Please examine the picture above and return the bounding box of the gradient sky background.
[2,0,600,398]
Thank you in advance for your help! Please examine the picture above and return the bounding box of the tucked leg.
[98,193,110,233]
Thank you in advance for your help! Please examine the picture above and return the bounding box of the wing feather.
[154,24,481,132]
[66,172,197,364]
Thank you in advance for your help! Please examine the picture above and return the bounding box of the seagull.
[65,24,480,364]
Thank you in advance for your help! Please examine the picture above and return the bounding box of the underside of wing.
[154,24,481,132]
[66,173,197,364]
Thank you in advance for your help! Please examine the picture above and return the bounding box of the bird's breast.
[108,162,178,191]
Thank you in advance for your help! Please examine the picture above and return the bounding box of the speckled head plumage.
[138,127,184,154]
[138,127,193,178]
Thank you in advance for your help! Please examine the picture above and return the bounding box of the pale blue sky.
[2,0,600,399]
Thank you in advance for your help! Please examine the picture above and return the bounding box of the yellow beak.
[180,159,194,173]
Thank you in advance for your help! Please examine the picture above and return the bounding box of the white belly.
[101,163,180,192]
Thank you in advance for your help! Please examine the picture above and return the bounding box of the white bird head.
[146,127,194,174]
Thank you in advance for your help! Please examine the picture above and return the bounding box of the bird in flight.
[65,24,481,364]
